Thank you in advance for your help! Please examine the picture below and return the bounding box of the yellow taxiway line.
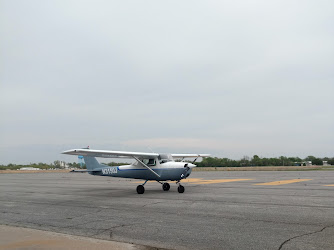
[187,179,253,184]
[254,179,312,186]
[324,184,334,186]
[180,178,204,183]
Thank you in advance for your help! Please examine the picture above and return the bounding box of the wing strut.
[133,156,160,178]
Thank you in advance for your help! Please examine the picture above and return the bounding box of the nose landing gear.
[176,180,185,193]
[177,184,185,193]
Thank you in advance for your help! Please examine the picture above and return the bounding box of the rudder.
[83,156,104,171]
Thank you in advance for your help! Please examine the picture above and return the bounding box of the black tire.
[162,183,170,191]
[136,185,145,194]
[177,185,185,193]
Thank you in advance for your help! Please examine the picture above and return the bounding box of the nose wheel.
[177,184,185,193]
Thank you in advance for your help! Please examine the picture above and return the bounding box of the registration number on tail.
[102,167,118,175]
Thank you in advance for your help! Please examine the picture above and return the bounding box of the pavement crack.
[142,201,163,208]
[278,225,334,250]
[88,223,140,238]
[70,209,103,220]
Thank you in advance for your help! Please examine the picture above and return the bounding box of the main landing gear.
[156,181,171,192]
[136,185,145,194]
[136,180,148,194]
[162,182,170,191]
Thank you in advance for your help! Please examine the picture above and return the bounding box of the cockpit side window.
[142,158,156,166]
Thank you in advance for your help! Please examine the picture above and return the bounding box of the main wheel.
[162,183,170,191]
[136,185,145,194]
[177,185,185,193]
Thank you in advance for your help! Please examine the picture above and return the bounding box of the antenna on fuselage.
[147,147,155,153]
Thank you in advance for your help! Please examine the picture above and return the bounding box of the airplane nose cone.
[188,163,196,168]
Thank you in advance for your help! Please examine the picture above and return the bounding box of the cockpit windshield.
[158,154,174,163]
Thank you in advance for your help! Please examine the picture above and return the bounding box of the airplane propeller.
[180,163,191,179]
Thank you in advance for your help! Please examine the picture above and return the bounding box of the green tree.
[312,158,323,165]
[53,160,61,168]
[251,155,262,166]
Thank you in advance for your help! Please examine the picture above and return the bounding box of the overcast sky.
[1,0,333,164]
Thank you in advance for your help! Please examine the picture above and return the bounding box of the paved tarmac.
[1,171,334,250]
[0,225,142,250]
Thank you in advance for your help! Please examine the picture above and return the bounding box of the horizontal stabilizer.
[69,169,101,172]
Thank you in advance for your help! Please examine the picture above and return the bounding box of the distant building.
[59,161,69,169]
[294,161,312,166]
[323,161,330,166]
[20,167,40,170]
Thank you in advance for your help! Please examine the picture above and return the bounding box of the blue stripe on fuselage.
[96,166,192,181]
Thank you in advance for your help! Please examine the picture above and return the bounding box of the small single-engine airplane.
[62,148,210,194]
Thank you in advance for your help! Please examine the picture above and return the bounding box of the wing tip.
[62,149,78,155]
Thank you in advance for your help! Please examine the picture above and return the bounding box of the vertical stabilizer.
[83,156,103,171]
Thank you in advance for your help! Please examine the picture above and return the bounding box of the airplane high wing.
[63,149,210,159]
[171,154,211,158]
[62,149,159,159]
[63,149,164,178]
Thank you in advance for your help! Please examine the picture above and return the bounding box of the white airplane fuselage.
[91,161,195,181]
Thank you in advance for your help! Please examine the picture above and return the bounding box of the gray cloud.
[1,0,333,164]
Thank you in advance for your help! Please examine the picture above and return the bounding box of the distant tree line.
[195,155,334,167]
[0,161,130,170]
[0,156,333,170]
[0,162,60,171]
